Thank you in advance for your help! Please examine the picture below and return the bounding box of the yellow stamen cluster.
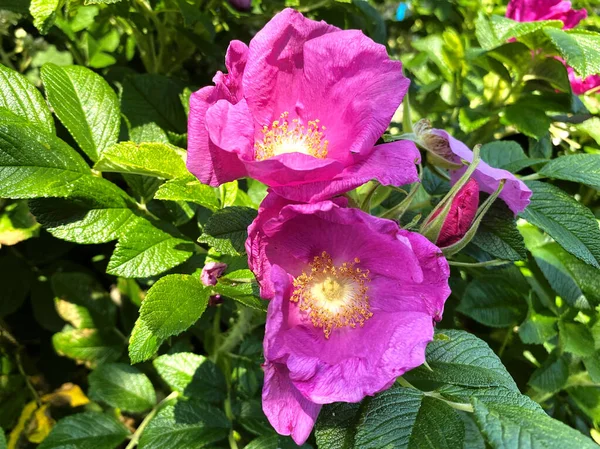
[291,251,372,339]
[255,112,329,161]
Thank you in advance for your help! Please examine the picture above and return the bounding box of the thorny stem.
[398,377,474,413]
[126,391,179,449]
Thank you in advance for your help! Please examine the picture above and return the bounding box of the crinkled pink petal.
[246,194,348,299]
[205,99,255,158]
[431,129,531,215]
[270,141,421,203]
[567,66,600,94]
[299,30,409,160]
[242,8,338,126]
[187,85,248,186]
[506,0,587,29]
[262,360,321,445]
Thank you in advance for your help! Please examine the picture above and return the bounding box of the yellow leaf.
[27,404,54,444]
[8,401,36,449]
[42,383,90,407]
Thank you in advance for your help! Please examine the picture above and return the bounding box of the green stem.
[448,259,511,268]
[126,391,179,449]
[398,377,473,412]
[520,173,545,181]
[359,182,380,212]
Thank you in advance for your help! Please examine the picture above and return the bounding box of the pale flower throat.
[291,252,372,338]
[254,112,329,161]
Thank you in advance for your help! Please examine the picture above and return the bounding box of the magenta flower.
[187,8,420,203]
[506,0,599,94]
[249,194,450,443]
[568,67,600,95]
[506,0,587,29]
[419,126,531,214]
[430,178,479,247]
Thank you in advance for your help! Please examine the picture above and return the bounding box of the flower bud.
[413,119,463,170]
[429,179,479,247]
[201,262,227,286]
[228,0,251,10]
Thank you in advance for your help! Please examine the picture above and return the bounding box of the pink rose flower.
[417,125,531,214]
[506,0,599,94]
[248,194,450,443]
[430,178,479,247]
[506,0,587,29]
[187,8,420,203]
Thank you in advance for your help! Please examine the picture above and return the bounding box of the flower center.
[291,251,372,338]
[254,112,329,161]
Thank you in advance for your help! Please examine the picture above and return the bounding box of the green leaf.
[89,363,156,413]
[138,274,210,339]
[559,321,595,357]
[545,29,600,79]
[38,412,130,449]
[317,386,465,449]
[28,177,139,244]
[138,400,230,449]
[245,435,311,449]
[479,141,528,172]
[154,176,220,211]
[472,201,527,261]
[107,220,194,278]
[0,200,40,246]
[153,353,226,403]
[95,142,188,179]
[583,353,600,383]
[528,353,569,393]
[473,398,598,449]
[568,386,600,422]
[121,74,187,142]
[51,272,116,329]
[315,402,362,449]
[30,0,61,34]
[0,64,53,133]
[407,330,518,391]
[0,119,91,199]
[531,242,600,309]
[41,63,119,161]
[198,207,257,255]
[52,327,123,368]
[540,154,600,191]
[475,13,562,50]
[214,270,267,312]
[577,117,600,145]
[531,57,571,92]
[519,181,600,269]
[503,104,551,139]
[129,319,166,365]
[519,313,558,345]
[457,277,526,327]
[0,428,6,449]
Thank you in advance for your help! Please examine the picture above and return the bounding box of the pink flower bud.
[228,0,251,10]
[432,179,479,247]
[201,262,227,286]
